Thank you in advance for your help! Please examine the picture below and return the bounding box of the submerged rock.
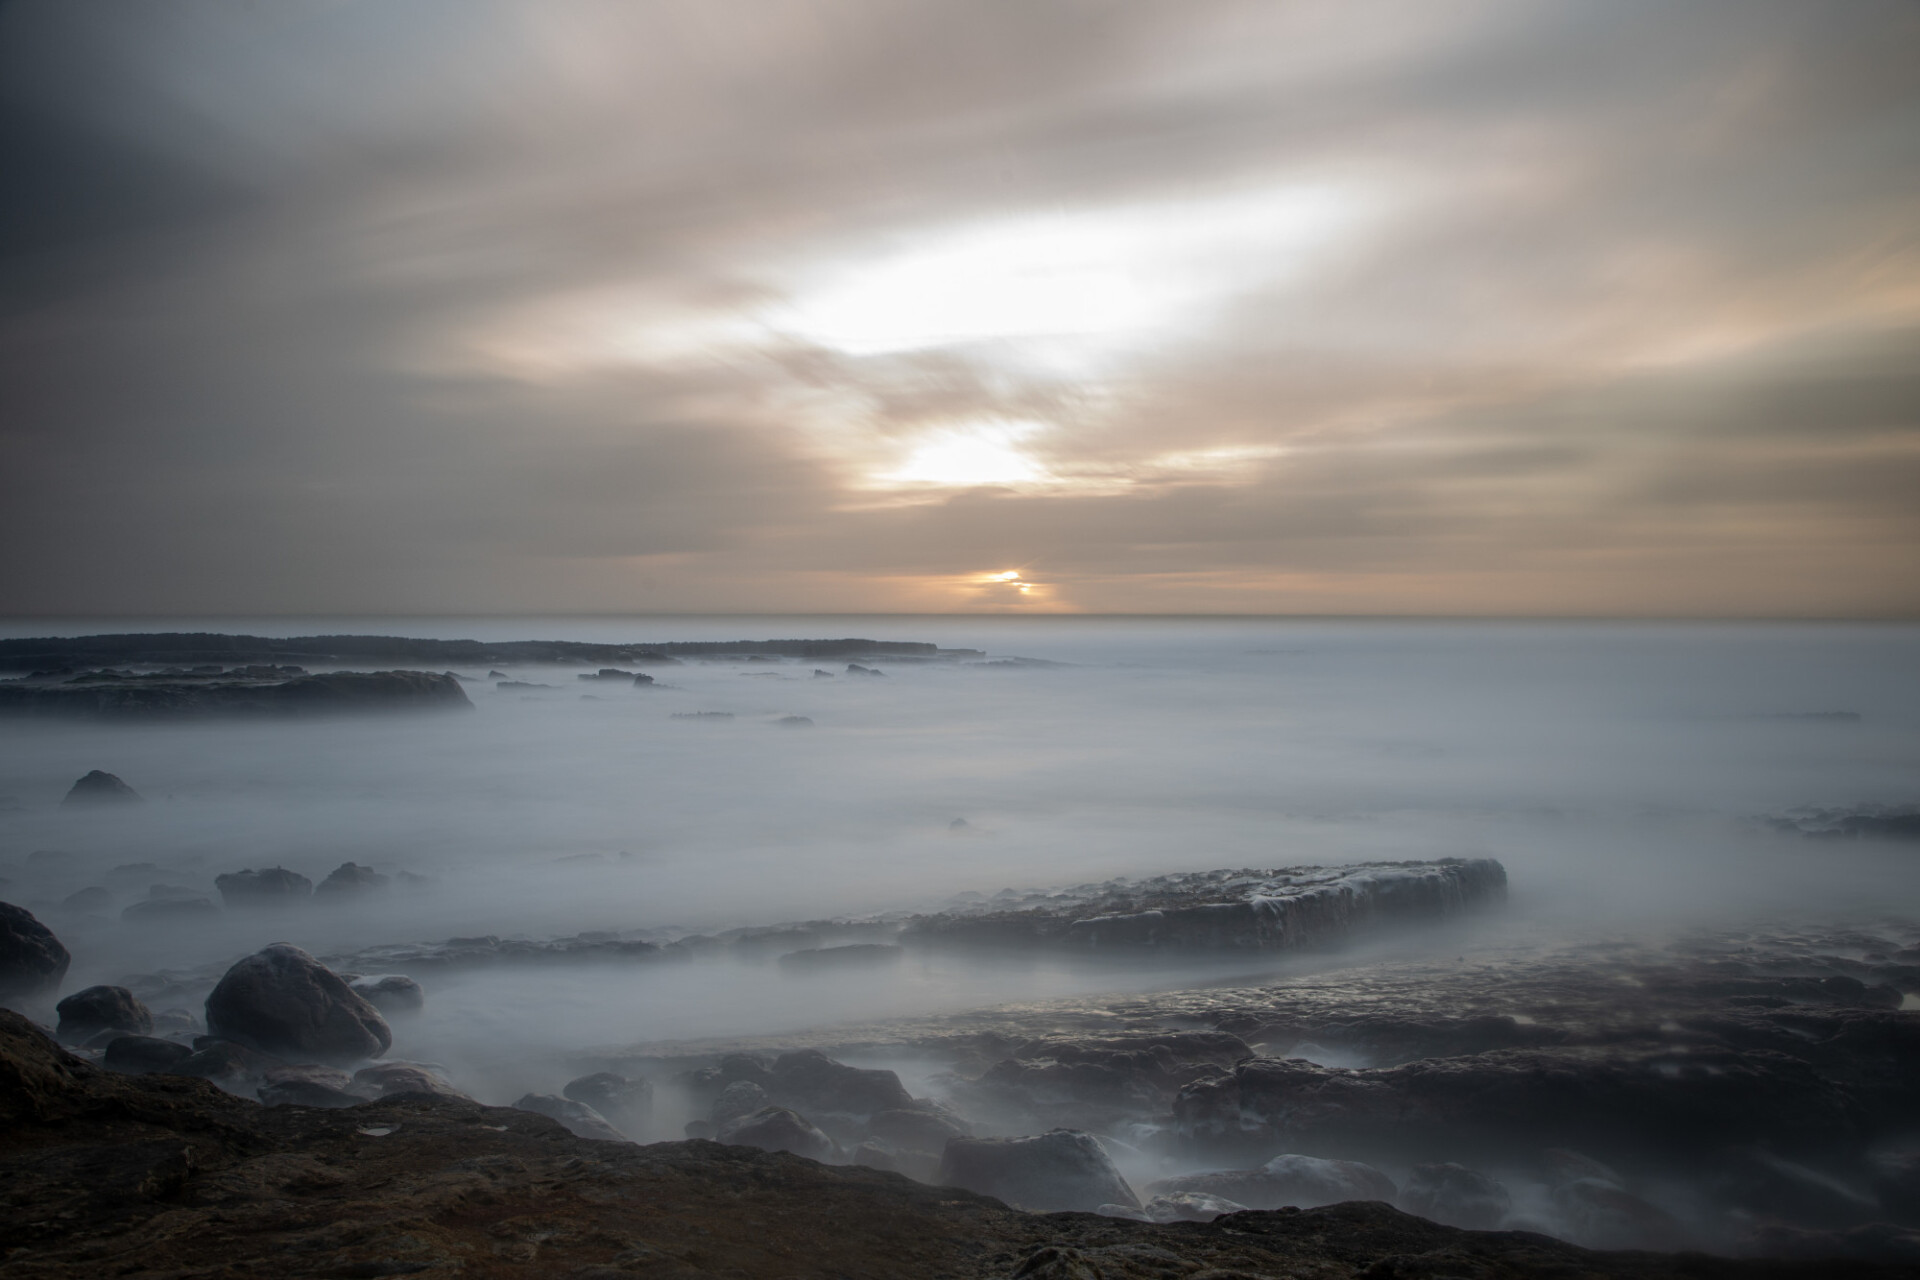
[0,901,70,1000]
[215,866,314,906]
[938,1129,1139,1213]
[346,974,424,1013]
[55,985,151,1043]
[61,770,142,805]
[717,1105,836,1161]
[316,862,390,896]
[204,943,391,1064]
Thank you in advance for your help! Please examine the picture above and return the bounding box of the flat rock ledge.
[0,1011,1889,1280]
[903,858,1507,952]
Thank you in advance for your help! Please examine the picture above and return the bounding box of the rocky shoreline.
[0,666,472,720]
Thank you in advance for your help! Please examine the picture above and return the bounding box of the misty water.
[4,617,1918,1107]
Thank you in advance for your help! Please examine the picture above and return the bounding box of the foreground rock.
[902,858,1507,953]
[0,901,70,1001]
[54,985,151,1043]
[0,1011,1898,1279]
[1148,1154,1396,1211]
[203,943,391,1064]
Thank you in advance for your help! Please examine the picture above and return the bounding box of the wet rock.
[121,896,220,923]
[1148,1154,1395,1210]
[578,668,637,681]
[717,1105,836,1161]
[151,1007,201,1036]
[0,901,70,1000]
[563,1071,652,1136]
[846,664,885,676]
[259,1063,360,1109]
[712,1079,772,1126]
[351,1061,471,1102]
[316,862,390,896]
[55,985,151,1043]
[347,974,424,1014]
[214,866,313,906]
[1142,1191,1250,1222]
[59,886,113,913]
[868,1106,971,1150]
[768,1048,914,1117]
[176,1038,285,1090]
[1399,1162,1511,1229]
[62,770,142,805]
[850,1137,941,1182]
[102,1035,193,1074]
[938,1129,1139,1213]
[514,1092,626,1141]
[204,943,391,1064]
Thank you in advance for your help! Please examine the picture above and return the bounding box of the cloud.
[0,0,1916,615]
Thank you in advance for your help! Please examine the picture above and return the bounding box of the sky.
[1,0,1917,617]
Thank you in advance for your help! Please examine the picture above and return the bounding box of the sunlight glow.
[879,420,1052,487]
[777,183,1362,357]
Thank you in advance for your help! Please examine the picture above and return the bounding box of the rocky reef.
[1,1008,1900,1279]
[0,666,472,719]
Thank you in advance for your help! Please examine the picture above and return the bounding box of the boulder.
[214,867,314,907]
[258,1062,361,1109]
[316,862,389,897]
[102,1035,193,1074]
[768,1048,913,1117]
[514,1093,625,1141]
[55,985,151,1043]
[1400,1162,1511,1229]
[1143,1191,1250,1222]
[868,1106,971,1150]
[937,1129,1139,1213]
[352,1061,472,1102]
[717,1106,836,1162]
[59,886,113,913]
[204,943,391,1064]
[62,770,142,805]
[564,1072,652,1136]
[175,1039,285,1090]
[0,901,70,1000]
[346,974,424,1014]
[1147,1154,1394,1210]
[712,1079,771,1126]
[121,896,219,923]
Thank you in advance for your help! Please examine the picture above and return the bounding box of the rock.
[776,715,814,727]
[1148,1154,1395,1211]
[3,670,473,720]
[778,943,904,970]
[850,1137,941,1182]
[632,673,654,686]
[868,1106,971,1150]
[578,669,637,680]
[59,886,113,913]
[316,862,390,896]
[514,1092,625,1141]
[214,866,314,906]
[1143,1191,1250,1222]
[259,1062,362,1109]
[1551,1177,1692,1251]
[175,1038,285,1089]
[717,1106,836,1161]
[151,1007,201,1036]
[351,1062,471,1102]
[712,1079,772,1126]
[845,664,884,676]
[563,1072,652,1136]
[937,1129,1139,1213]
[62,770,142,805]
[0,901,70,1000]
[121,896,220,922]
[204,943,391,1064]
[55,986,151,1043]
[767,1048,914,1117]
[813,669,834,678]
[102,1035,193,1074]
[1400,1162,1511,1229]
[347,974,424,1014]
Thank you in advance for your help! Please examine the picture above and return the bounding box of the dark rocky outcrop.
[0,1010,1900,1279]
[0,900,70,1000]
[351,1061,471,1102]
[2,670,473,720]
[101,1034,194,1074]
[939,1129,1140,1213]
[61,769,142,804]
[316,861,389,896]
[55,985,151,1043]
[204,943,391,1064]
[214,866,313,906]
[766,1048,915,1116]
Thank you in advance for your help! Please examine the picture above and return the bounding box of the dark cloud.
[0,0,1915,615]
